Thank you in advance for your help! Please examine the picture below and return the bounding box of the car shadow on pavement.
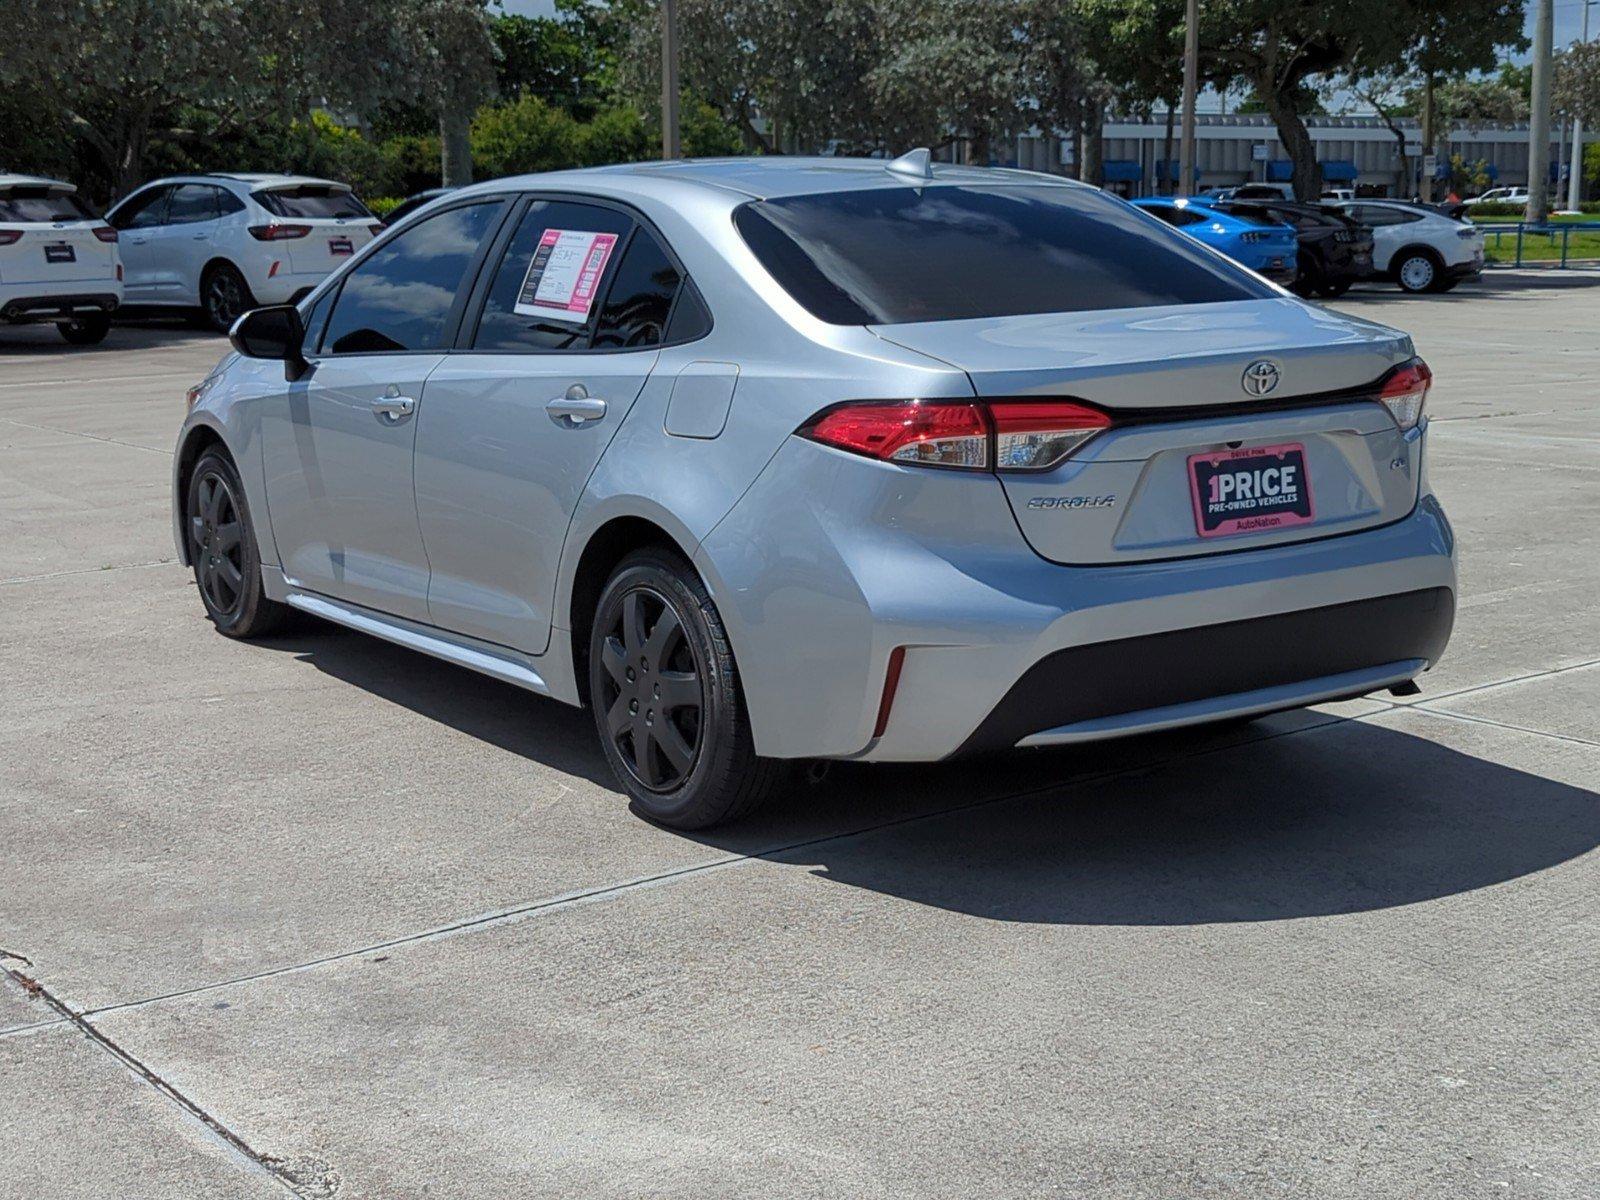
[260,619,1599,928]
[0,319,219,354]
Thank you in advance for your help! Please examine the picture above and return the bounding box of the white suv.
[0,175,123,345]
[106,174,379,331]
[1327,200,1485,293]
[1462,186,1530,208]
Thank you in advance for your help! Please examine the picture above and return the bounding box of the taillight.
[804,401,989,468]
[93,225,118,243]
[1375,357,1431,431]
[0,230,22,245]
[1240,231,1268,244]
[800,399,1112,472]
[989,401,1111,470]
[248,223,311,241]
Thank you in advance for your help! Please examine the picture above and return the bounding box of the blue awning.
[1267,160,1294,181]
[1102,160,1142,182]
[1320,160,1358,182]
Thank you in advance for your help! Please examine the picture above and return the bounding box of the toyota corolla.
[174,153,1456,828]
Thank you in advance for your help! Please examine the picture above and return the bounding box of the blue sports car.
[1132,197,1298,285]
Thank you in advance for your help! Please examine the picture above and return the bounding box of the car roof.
[456,155,1087,203]
[128,173,350,192]
[0,173,76,191]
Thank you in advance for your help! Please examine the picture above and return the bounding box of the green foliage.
[365,196,406,218]
[1555,41,1600,126]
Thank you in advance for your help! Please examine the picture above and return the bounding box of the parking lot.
[2,271,1597,1198]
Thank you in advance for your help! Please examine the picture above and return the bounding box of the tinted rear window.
[735,185,1270,325]
[1208,203,1284,226]
[0,188,97,222]
[254,186,370,219]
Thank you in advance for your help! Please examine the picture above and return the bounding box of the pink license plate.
[1188,442,1315,538]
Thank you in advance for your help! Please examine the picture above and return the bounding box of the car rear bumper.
[698,437,1457,764]
[244,264,333,306]
[1,290,121,322]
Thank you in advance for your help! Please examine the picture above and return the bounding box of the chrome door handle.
[545,384,607,427]
[371,395,416,421]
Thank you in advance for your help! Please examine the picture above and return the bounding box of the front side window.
[472,200,634,352]
[0,187,98,222]
[255,186,371,220]
[111,187,170,230]
[322,201,500,354]
[735,184,1272,325]
[166,184,220,225]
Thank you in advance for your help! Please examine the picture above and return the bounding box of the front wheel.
[58,314,111,345]
[201,263,254,333]
[588,548,783,829]
[186,448,287,638]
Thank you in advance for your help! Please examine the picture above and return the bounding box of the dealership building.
[1012,112,1588,197]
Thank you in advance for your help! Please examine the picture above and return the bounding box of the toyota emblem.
[1242,360,1281,397]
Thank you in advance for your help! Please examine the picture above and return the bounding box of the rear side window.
[735,185,1270,325]
[322,201,500,354]
[471,200,635,352]
[255,186,370,220]
[166,184,220,225]
[1356,206,1423,227]
[0,187,98,222]
[592,228,681,349]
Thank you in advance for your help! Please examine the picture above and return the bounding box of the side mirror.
[229,305,309,381]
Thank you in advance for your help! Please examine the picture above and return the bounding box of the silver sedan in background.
[174,153,1456,828]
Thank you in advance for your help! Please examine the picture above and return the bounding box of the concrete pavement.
[2,277,1597,1198]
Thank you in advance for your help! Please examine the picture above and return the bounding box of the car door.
[108,185,171,301]
[258,197,507,621]
[412,196,690,653]
[160,184,226,303]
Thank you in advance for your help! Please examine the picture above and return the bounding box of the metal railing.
[1476,221,1600,268]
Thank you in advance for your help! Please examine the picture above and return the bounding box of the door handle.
[192,233,209,240]
[545,384,607,427]
[371,395,416,421]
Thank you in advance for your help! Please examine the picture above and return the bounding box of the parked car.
[176,155,1455,828]
[1462,186,1530,208]
[1323,199,1484,293]
[1131,196,1299,284]
[1231,199,1374,298]
[382,187,455,227]
[1320,188,1356,202]
[0,174,122,344]
[106,174,380,331]
[1229,183,1299,201]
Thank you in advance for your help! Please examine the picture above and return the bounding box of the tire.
[587,547,783,829]
[1315,280,1352,299]
[1394,249,1443,294]
[185,448,287,638]
[58,314,111,345]
[200,262,254,333]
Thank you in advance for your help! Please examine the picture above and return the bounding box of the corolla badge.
[1242,359,1281,397]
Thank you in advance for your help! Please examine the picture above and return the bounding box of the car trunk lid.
[871,298,1422,565]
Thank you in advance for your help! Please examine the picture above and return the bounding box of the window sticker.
[514,229,620,323]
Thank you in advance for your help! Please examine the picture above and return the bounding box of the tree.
[491,10,607,112]
[1555,40,1600,127]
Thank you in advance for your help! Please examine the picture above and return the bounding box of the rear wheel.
[58,314,111,345]
[1394,249,1443,294]
[186,448,287,638]
[1315,280,1352,299]
[588,548,782,829]
[201,263,254,332]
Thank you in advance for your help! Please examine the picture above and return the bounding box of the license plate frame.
[44,242,76,264]
[328,236,354,257]
[1188,442,1315,539]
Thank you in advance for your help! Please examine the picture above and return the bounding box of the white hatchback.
[106,174,380,331]
[0,175,123,345]
[1328,200,1485,294]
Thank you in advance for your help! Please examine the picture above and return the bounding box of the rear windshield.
[1208,202,1284,226]
[254,186,370,219]
[0,187,98,223]
[734,184,1271,325]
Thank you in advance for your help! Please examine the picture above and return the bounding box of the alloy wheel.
[1398,255,1435,292]
[206,271,246,329]
[598,587,705,792]
[190,469,246,618]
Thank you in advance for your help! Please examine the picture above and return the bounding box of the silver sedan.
[174,153,1456,828]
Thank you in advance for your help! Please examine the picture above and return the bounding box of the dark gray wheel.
[186,448,286,638]
[201,263,254,332]
[1394,249,1442,294]
[588,548,783,829]
[58,314,111,345]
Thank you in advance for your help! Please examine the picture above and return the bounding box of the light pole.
[1178,0,1199,197]
[661,0,680,160]
[1529,0,1554,223]
[1568,0,1595,212]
